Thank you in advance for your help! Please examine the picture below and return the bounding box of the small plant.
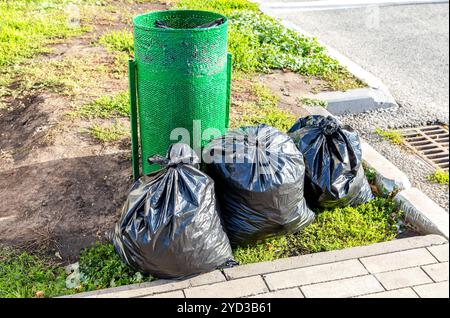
[251,83,279,108]
[298,97,328,108]
[0,0,88,68]
[75,92,129,119]
[285,198,403,256]
[0,248,69,298]
[89,122,128,142]
[77,242,153,291]
[428,169,449,185]
[99,30,134,55]
[375,128,404,145]
[233,237,288,265]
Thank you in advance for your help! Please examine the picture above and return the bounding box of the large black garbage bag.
[288,115,374,209]
[112,143,234,279]
[203,124,315,246]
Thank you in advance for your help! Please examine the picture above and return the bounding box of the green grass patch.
[298,97,328,108]
[99,30,134,55]
[0,248,69,298]
[0,0,88,68]
[231,82,296,131]
[375,128,404,145]
[233,237,288,265]
[231,198,403,264]
[286,198,403,255]
[89,122,128,142]
[76,92,130,119]
[98,30,133,74]
[77,242,153,291]
[174,0,363,90]
[428,169,449,185]
[0,198,403,297]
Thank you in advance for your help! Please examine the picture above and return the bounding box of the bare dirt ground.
[0,1,329,263]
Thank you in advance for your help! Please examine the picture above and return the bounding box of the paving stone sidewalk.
[65,235,449,298]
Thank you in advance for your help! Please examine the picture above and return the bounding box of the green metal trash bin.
[129,10,232,178]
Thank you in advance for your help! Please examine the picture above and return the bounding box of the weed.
[298,97,328,108]
[89,122,128,142]
[231,82,296,131]
[77,242,153,291]
[0,0,88,68]
[428,169,449,185]
[375,128,404,145]
[0,248,69,298]
[233,237,288,265]
[76,92,130,119]
[285,198,403,255]
[99,30,134,55]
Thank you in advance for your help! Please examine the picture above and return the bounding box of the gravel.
[338,107,449,212]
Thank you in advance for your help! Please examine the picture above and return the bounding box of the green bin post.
[129,10,232,178]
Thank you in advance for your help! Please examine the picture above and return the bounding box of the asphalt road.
[264,2,450,126]
[260,1,450,210]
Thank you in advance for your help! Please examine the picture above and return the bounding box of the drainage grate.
[400,125,449,171]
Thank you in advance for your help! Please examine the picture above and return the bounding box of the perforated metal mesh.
[133,10,230,174]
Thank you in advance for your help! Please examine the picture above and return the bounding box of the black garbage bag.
[203,124,315,246]
[112,143,234,279]
[288,115,374,209]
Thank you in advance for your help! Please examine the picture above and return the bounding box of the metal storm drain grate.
[400,125,449,171]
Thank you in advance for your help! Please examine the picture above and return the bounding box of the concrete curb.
[256,0,450,12]
[258,4,399,115]
[304,106,448,240]
[395,188,449,239]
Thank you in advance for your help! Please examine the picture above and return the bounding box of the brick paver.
[66,236,449,299]
[422,262,449,282]
[428,244,449,262]
[184,276,268,298]
[300,275,384,298]
[357,287,419,298]
[263,259,367,290]
[248,288,304,298]
[413,281,449,298]
[375,267,432,290]
[360,248,437,273]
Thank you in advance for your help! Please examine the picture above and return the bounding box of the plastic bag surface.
[204,124,315,246]
[112,143,234,279]
[288,115,374,208]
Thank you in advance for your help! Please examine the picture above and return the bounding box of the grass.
[77,242,153,291]
[0,0,88,68]
[298,97,328,108]
[285,198,403,255]
[0,242,153,298]
[174,0,364,91]
[88,122,128,142]
[428,169,449,185]
[0,248,69,298]
[231,82,296,131]
[0,197,403,297]
[375,128,404,145]
[98,30,134,73]
[75,92,130,119]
